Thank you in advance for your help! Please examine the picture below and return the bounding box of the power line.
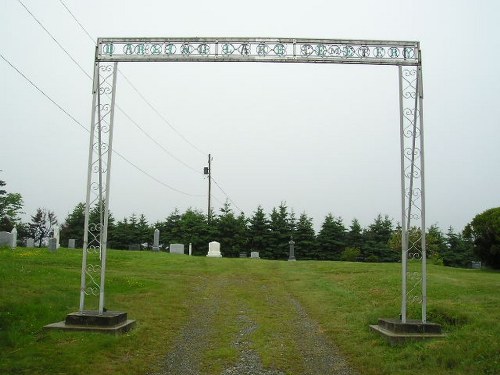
[17,0,201,174]
[0,51,203,198]
[57,0,208,157]
[20,0,241,212]
[0,52,87,133]
[56,0,242,213]
[16,0,92,80]
[211,177,243,213]
[117,72,208,157]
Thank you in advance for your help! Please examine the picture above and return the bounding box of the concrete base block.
[44,310,136,335]
[370,318,445,345]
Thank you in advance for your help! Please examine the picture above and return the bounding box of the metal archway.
[81,37,426,324]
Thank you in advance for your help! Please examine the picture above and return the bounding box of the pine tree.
[60,202,85,248]
[294,212,316,259]
[317,214,346,260]
[267,203,292,259]
[248,205,270,255]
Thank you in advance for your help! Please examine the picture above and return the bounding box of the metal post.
[418,65,427,323]
[399,62,426,323]
[208,154,212,222]
[98,61,118,314]
[398,66,408,323]
[80,60,99,313]
[80,60,117,313]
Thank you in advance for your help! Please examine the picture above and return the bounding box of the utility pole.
[204,154,212,222]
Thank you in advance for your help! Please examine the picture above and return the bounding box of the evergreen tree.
[178,208,209,255]
[60,202,85,248]
[156,209,182,246]
[137,214,152,246]
[442,227,475,267]
[248,205,270,254]
[363,214,395,262]
[267,203,292,259]
[346,218,364,256]
[215,202,248,257]
[316,214,346,260]
[294,212,316,259]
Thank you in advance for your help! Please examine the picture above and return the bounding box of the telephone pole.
[204,154,212,222]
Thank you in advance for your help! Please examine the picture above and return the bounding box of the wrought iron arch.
[81,37,426,324]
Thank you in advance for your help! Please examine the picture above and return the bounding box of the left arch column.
[80,61,118,314]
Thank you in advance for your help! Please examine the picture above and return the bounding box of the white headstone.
[0,231,11,247]
[26,238,35,247]
[189,243,192,256]
[10,227,17,249]
[250,251,260,259]
[170,243,185,255]
[68,239,76,248]
[53,225,60,249]
[153,229,160,251]
[207,241,222,258]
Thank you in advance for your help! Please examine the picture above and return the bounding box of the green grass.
[0,247,499,374]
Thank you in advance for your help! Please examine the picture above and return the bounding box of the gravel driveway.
[150,276,358,375]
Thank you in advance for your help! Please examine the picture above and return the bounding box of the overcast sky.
[1,0,499,232]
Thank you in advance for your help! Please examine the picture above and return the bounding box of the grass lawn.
[0,247,499,374]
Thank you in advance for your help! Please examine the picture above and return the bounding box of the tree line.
[56,200,478,268]
[1,176,498,268]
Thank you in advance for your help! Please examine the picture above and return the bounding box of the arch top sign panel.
[97,37,420,66]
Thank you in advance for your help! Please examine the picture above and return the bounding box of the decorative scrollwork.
[97,38,420,66]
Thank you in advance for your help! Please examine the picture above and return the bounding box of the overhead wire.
[16,0,201,175]
[0,51,203,198]
[57,0,208,157]
[16,0,243,212]
[211,177,243,213]
[57,0,244,214]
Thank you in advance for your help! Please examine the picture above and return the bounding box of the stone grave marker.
[26,238,35,247]
[153,229,160,251]
[170,243,185,255]
[48,238,57,251]
[207,241,222,257]
[68,239,76,248]
[53,225,60,249]
[10,227,17,248]
[0,231,11,247]
[250,251,260,259]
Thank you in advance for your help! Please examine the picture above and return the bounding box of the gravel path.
[151,277,358,375]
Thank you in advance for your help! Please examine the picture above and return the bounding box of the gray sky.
[1,0,499,232]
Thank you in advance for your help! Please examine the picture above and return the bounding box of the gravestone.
[250,251,260,259]
[0,231,12,247]
[53,225,60,249]
[10,227,17,248]
[68,239,76,249]
[239,252,247,258]
[471,261,481,269]
[170,243,185,255]
[48,238,57,251]
[152,229,160,251]
[26,238,35,247]
[189,243,192,256]
[207,241,222,257]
